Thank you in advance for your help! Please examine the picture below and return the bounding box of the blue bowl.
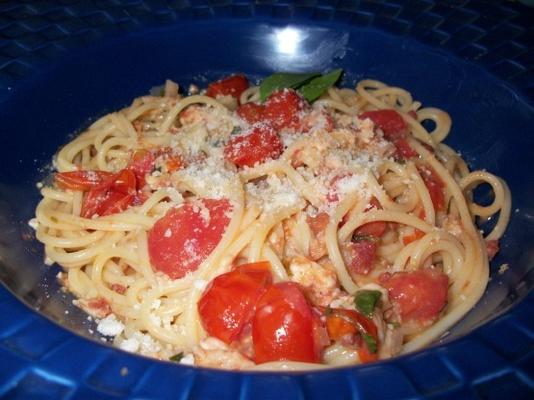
[0,1,532,399]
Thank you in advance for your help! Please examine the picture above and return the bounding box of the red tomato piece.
[99,191,134,216]
[263,89,309,131]
[486,240,499,261]
[307,212,330,236]
[129,149,155,189]
[206,75,249,102]
[237,103,265,124]
[55,170,114,191]
[382,269,449,322]
[111,284,127,294]
[359,109,407,140]
[80,169,137,218]
[346,240,378,275]
[252,282,323,364]
[417,165,445,212]
[355,222,387,238]
[86,297,112,318]
[325,308,379,362]
[357,340,378,363]
[198,262,273,344]
[147,199,232,279]
[111,169,137,195]
[393,137,418,160]
[354,197,387,237]
[224,125,283,168]
[402,229,426,245]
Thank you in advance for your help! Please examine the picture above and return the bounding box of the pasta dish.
[31,72,511,369]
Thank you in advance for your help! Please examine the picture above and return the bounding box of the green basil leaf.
[298,68,343,102]
[259,72,319,102]
[352,234,375,243]
[362,333,378,353]
[169,352,184,362]
[355,289,382,317]
[230,126,242,135]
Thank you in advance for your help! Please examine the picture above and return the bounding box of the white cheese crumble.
[96,314,124,337]
[498,263,509,275]
[179,353,195,365]
[28,218,39,230]
[119,338,140,353]
[245,174,303,214]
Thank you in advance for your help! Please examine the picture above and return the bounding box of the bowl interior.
[0,19,532,350]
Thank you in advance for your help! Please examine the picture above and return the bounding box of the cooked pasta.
[31,74,511,369]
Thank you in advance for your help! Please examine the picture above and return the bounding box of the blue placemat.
[0,1,532,399]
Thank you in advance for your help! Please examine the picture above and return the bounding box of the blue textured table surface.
[0,1,532,399]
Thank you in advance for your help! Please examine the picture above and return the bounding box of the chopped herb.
[352,234,375,242]
[298,69,343,102]
[230,126,242,135]
[259,72,319,102]
[355,290,382,317]
[362,333,378,353]
[390,322,401,329]
[169,352,184,362]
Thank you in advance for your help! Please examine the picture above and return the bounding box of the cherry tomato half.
[55,170,114,191]
[198,262,273,344]
[252,282,323,364]
[263,89,309,131]
[359,109,407,140]
[206,75,249,102]
[147,199,232,279]
[381,269,449,322]
[224,125,283,168]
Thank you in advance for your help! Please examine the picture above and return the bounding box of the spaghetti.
[31,74,511,369]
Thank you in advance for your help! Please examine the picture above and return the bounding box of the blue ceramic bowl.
[0,1,532,399]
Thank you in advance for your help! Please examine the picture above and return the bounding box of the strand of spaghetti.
[249,204,304,262]
[326,193,360,293]
[158,95,226,135]
[43,231,125,268]
[261,245,288,282]
[459,172,511,240]
[240,161,323,208]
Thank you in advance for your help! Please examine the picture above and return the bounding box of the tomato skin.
[224,125,283,167]
[486,239,499,261]
[129,149,155,189]
[111,169,137,195]
[206,75,249,102]
[417,165,445,212]
[359,109,407,140]
[381,269,449,322]
[55,170,114,191]
[147,199,232,279]
[402,229,425,245]
[355,221,387,238]
[393,137,418,160]
[198,262,273,344]
[359,110,418,161]
[252,282,322,363]
[325,308,379,362]
[80,169,137,218]
[237,103,265,124]
[263,89,309,131]
[346,240,378,275]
